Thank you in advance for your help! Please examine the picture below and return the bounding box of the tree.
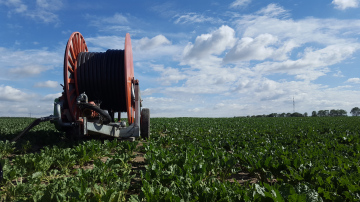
[304,112,308,117]
[338,109,347,116]
[291,112,303,117]
[330,109,347,116]
[350,107,360,116]
[267,113,277,117]
[311,111,317,117]
[318,110,325,117]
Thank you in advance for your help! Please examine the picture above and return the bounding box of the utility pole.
[293,96,295,113]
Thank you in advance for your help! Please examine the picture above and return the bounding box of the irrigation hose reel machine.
[15,32,150,141]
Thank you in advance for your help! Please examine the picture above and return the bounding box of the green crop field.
[0,117,360,201]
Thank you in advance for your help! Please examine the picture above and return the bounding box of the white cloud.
[150,2,177,18]
[151,64,186,86]
[230,0,251,8]
[0,0,61,23]
[235,5,360,45]
[139,4,360,117]
[182,25,236,66]
[188,108,200,112]
[87,13,128,26]
[85,36,125,51]
[85,35,183,61]
[41,92,61,101]
[9,65,50,76]
[173,12,221,24]
[252,44,358,80]
[0,0,27,13]
[332,0,359,10]
[134,35,171,50]
[101,13,128,24]
[0,47,61,78]
[256,3,289,18]
[0,85,31,101]
[346,78,360,83]
[36,0,63,10]
[26,10,58,23]
[34,80,59,88]
[85,13,136,33]
[333,70,345,77]
[224,34,298,62]
[228,4,360,81]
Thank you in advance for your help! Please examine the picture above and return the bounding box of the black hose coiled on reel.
[77,50,126,112]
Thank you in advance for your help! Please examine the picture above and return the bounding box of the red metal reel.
[63,32,88,122]
[124,33,135,124]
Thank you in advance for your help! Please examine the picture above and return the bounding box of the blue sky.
[1,0,360,117]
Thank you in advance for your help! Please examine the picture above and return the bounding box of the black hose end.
[78,102,112,124]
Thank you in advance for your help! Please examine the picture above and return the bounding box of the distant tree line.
[248,112,308,118]
[311,109,347,117]
[247,107,360,118]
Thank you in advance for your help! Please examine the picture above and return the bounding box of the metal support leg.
[134,81,140,128]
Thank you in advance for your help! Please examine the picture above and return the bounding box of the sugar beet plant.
[0,118,139,201]
[1,117,360,201]
[140,117,360,201]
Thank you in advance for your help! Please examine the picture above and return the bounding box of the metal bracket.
[81,81,141,138]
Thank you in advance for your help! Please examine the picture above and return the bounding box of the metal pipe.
[54,101,73,130]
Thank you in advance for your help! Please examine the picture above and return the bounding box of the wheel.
[63,32,88,121]
[140,108,150,139]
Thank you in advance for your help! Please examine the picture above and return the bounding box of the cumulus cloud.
[332,0,359,10]
[346,78,360,83]
[86,35,182,61]
[224,34,298,62]
[129,4,360,117]
[227,4,360,81]
[41,92,61,101]
[135,35,171,50]
[182,25,236,66]
[235,4,360,46]
[0,47,60,78]
[230,0,251,8]
[253,43,359,80]
[34,80,59,88]
[0,85,31,101]
[152,65,186,86]
[333,70,345,77]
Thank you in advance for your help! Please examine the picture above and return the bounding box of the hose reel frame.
[63,32,135,124]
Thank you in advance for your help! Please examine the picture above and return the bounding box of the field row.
[1,117,360,201]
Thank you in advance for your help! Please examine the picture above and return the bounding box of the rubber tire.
[140,108,150,139]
